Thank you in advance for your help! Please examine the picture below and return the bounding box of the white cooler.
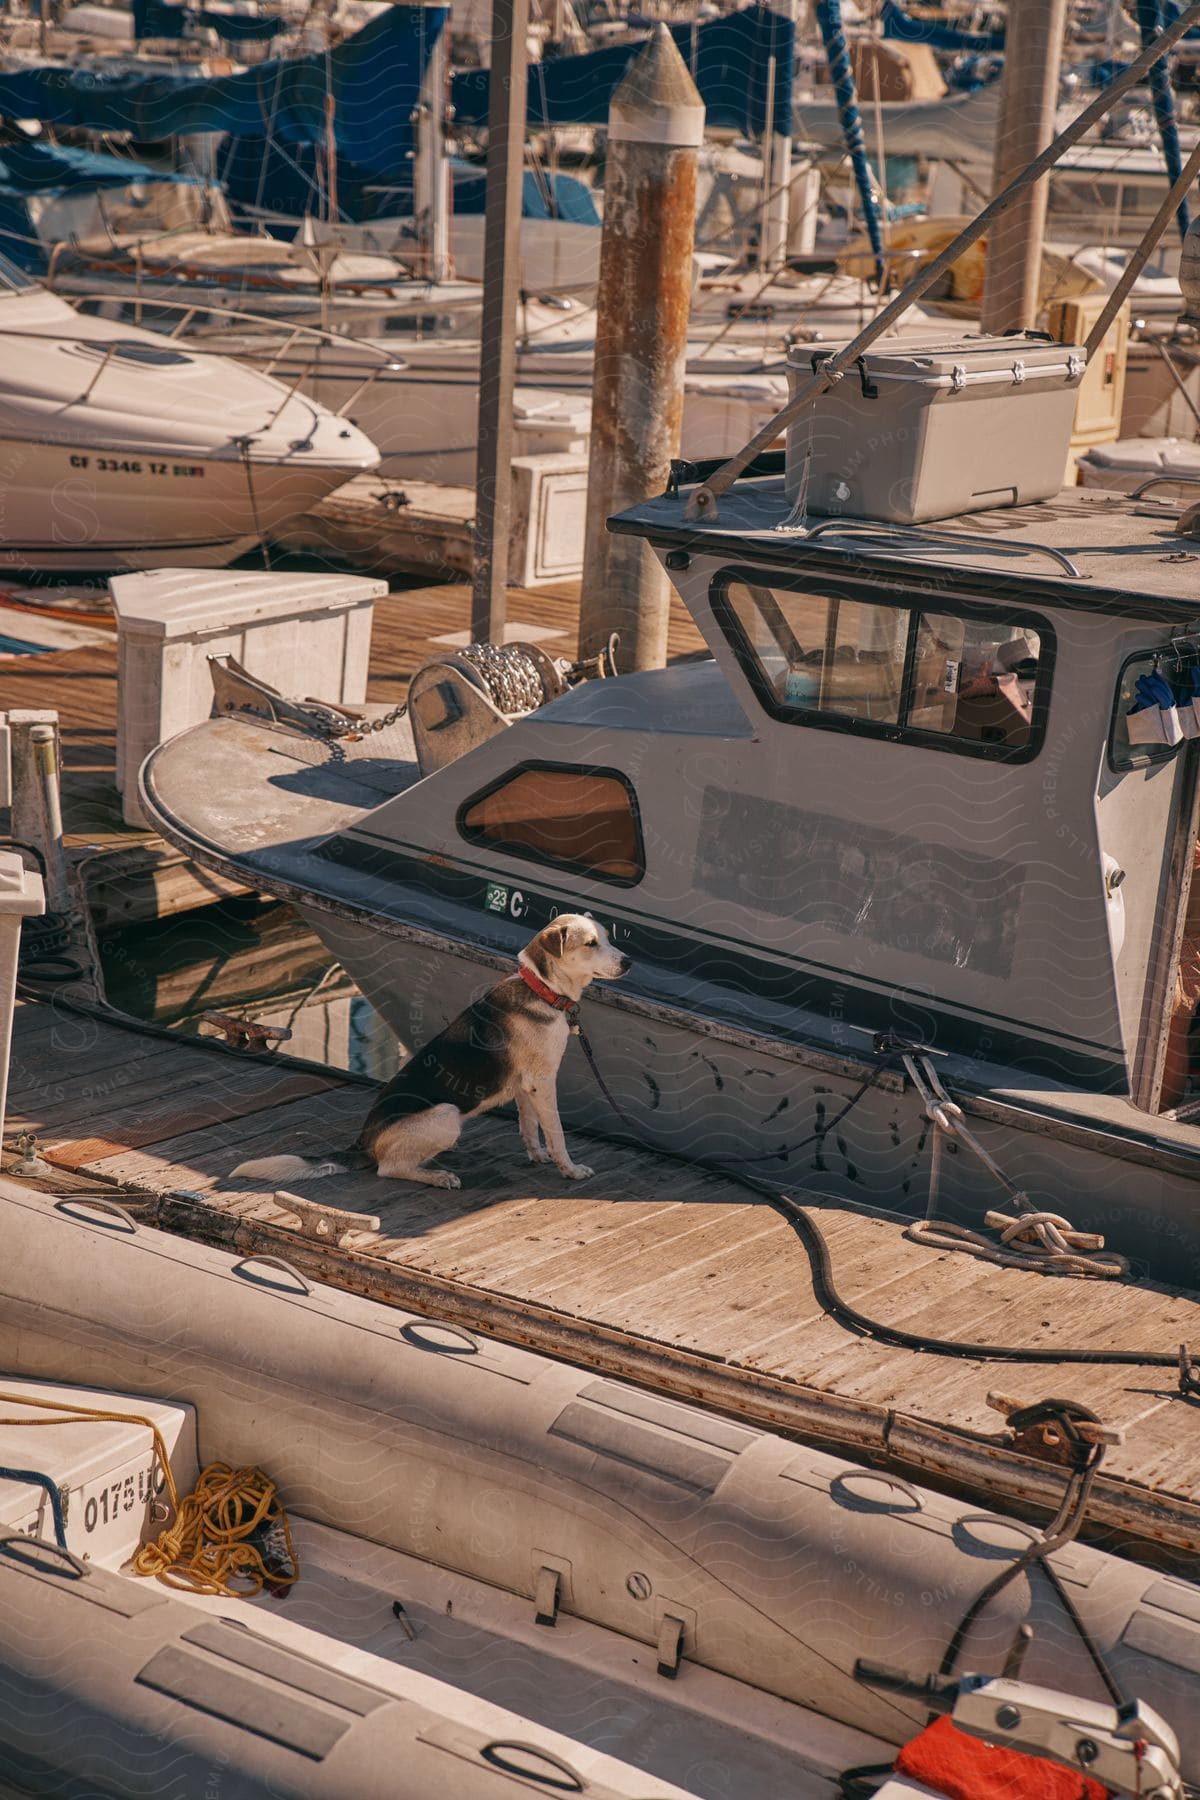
[0,1379,198,1570]
[786,333,1086,524]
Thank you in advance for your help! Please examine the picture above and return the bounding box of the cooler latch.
[950,363,966,393]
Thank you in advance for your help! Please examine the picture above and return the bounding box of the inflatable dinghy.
[0,1179,1194,1798]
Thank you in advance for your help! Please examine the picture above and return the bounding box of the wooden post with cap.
[470,0,531,644]
[577,26,704,672]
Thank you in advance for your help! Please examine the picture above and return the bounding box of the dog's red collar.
[519,964,576,1015]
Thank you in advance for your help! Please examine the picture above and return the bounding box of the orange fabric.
[895,1716,1111,1800]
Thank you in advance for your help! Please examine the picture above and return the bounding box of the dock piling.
[8,711,68,914]
[577,26,704,671]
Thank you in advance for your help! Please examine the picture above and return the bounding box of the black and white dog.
[233,916,630,1192]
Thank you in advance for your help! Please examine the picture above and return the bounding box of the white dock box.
[0,1379,198,1571]
[786,333,1086,524]
[110,569,385,828]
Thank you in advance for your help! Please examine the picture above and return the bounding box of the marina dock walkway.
[10,993,1200,1568]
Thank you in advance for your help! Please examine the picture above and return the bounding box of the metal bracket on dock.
[272,1189,381,1249]
[199,1011,292,1052]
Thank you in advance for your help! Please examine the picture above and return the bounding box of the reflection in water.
[98,896,401,1082]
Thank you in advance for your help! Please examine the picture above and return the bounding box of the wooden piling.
[577,26,704,671]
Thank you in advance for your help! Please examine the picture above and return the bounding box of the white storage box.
[110,569,385,828]
[785,333,1086,524]
[0,1379,198,1570]
[1077,436,1200,499]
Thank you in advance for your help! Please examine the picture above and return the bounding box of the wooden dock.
[10,992,1200,1569]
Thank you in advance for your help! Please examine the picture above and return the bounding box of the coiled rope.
[0,1390,297,1598]
[905,1209,1130,1280]
[132,1461,298,1597]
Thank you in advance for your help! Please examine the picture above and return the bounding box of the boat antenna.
[684,0,1200,523]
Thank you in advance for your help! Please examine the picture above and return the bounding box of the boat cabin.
[323,477,1200,1119]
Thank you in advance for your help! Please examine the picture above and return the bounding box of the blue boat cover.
[450,3,794,137]
[879,1,1005,53]
[0,138,203,270]
[222,140,602,228]
[0,5,447,174]
[0,138,199,193]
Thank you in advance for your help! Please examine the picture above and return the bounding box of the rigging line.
[254,57,287,220]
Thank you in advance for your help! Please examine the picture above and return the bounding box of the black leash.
[570,1012,1183,1370]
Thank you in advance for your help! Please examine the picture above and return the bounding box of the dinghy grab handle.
[801,519,1082,578]
[399,1320,480,1356]
[0,1532,89,1580]
[53,1197,139,1234]
[480,1742,585,1791]
[231,1254,312,1296]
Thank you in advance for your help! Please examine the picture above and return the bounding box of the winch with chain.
[397,633,619,777]
[207,635,620,779]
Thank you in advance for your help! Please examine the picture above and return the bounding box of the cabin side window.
[1109,646,1200,771]
[715,575,1046,759]
[458,763,644,885]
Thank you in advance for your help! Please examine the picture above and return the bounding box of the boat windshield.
[715,573,1047,760]
[0,251,34,295]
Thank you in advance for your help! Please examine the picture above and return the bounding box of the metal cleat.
[272,1190,381,1249]
[986,1392,1125,1462]
[198,1011,292,1052]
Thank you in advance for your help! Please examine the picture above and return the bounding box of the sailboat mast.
[413,6,451,281]
[761,0,797,271]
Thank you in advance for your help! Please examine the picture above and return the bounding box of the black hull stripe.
[316,833,1129,1094]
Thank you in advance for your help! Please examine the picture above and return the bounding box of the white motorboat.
[0,1180,1191,1797]
[0,250,379,571]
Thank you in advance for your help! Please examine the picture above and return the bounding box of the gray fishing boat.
[140,317,1200,1281]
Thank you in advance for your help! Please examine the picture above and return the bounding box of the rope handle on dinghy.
[569,1015,1185,1368]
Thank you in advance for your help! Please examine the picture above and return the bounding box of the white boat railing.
[0,301,409,410]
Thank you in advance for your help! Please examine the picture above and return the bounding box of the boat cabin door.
[1127,709,1200,1114]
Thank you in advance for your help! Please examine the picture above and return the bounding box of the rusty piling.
[577,26,704,671]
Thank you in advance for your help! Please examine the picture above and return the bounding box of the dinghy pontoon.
[0,1182,1192,1796]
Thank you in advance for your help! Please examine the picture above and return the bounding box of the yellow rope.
[0,1390,298,1598]
[132,1461,299,1597]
